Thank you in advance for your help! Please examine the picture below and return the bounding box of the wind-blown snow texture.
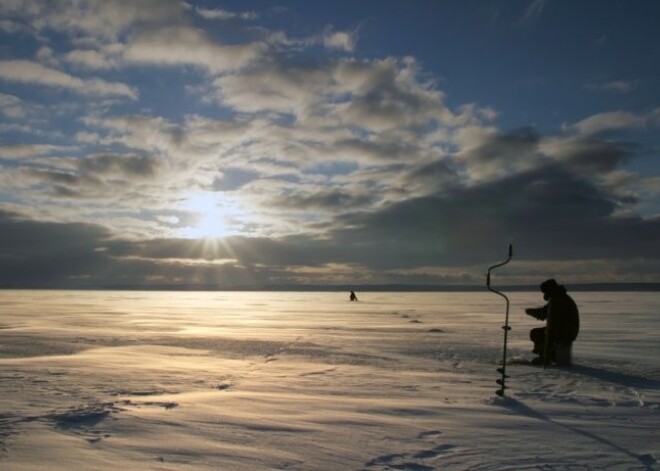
[0,290,658,470]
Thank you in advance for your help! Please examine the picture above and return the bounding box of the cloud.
[0,93,27,118]
[326,164,660,269]
[456,126,543,182]
[35,46,60,68]
[212,168,260,191]
[66,91,654,258]
[541,136,631,175]
[585,79,640,94]
[322,27,357,52]
[0,144,65,160]
[192,6,258,21]
[332,58,455,131]
[78,153,160,178]
[0,60,137,99]
[269,188,375,211]
[64,48,120,70]
[214,56,458,132]
[83,114,189,156]
[122,25,266,72]
[0,208,113,286]
[0,18,27,34]
[401,158,460,196]
[78,113,276,198]
[0,0,187,39]
[567,111,646,136]
[0,145,165,216]
[21,167,92,190]
[213,60,335,115]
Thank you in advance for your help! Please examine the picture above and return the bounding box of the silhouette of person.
[349,290,358,302]
[525,279,579,365]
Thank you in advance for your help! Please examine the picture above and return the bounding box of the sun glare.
[179,192,236,239]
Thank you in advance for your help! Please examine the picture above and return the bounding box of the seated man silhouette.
[349,290,358,302]
[525,279,579,366]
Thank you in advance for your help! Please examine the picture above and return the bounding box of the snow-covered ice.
[0,290,658,470]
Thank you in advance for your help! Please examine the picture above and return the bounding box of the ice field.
[0,290,658,470]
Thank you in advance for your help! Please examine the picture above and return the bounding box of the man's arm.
[525,304,548,321]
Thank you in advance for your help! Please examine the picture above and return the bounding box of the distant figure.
[525,279,579,366]
[349,290,358,302]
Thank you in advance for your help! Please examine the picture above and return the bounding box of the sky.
[0,0,659,288]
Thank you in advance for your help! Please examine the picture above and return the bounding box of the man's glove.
[525,307,546,320]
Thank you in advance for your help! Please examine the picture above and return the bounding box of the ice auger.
[486,245,513,397]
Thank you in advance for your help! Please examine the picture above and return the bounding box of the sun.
[194,211,228,239]
[178,192,234,239]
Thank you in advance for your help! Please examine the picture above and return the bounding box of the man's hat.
[540,278,560,294]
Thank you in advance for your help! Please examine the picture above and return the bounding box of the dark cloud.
[79,153,160,177]
[15,153,161,200]
[0,209,111,286]
[326,164,660,268]
[21,168,82,186]
[554,138,632,174]
[333,137,421,162]
[467,126,540,161]
[403,157,461,194]
[20,168,104,198]
[51,185,85,198]
[269,188,375,211]
[458,126,542,179]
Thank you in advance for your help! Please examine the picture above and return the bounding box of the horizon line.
[1,282,659,292]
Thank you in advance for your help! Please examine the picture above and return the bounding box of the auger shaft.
[487,245,513,396]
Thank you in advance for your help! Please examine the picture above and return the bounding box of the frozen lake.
[1,290,659,470]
